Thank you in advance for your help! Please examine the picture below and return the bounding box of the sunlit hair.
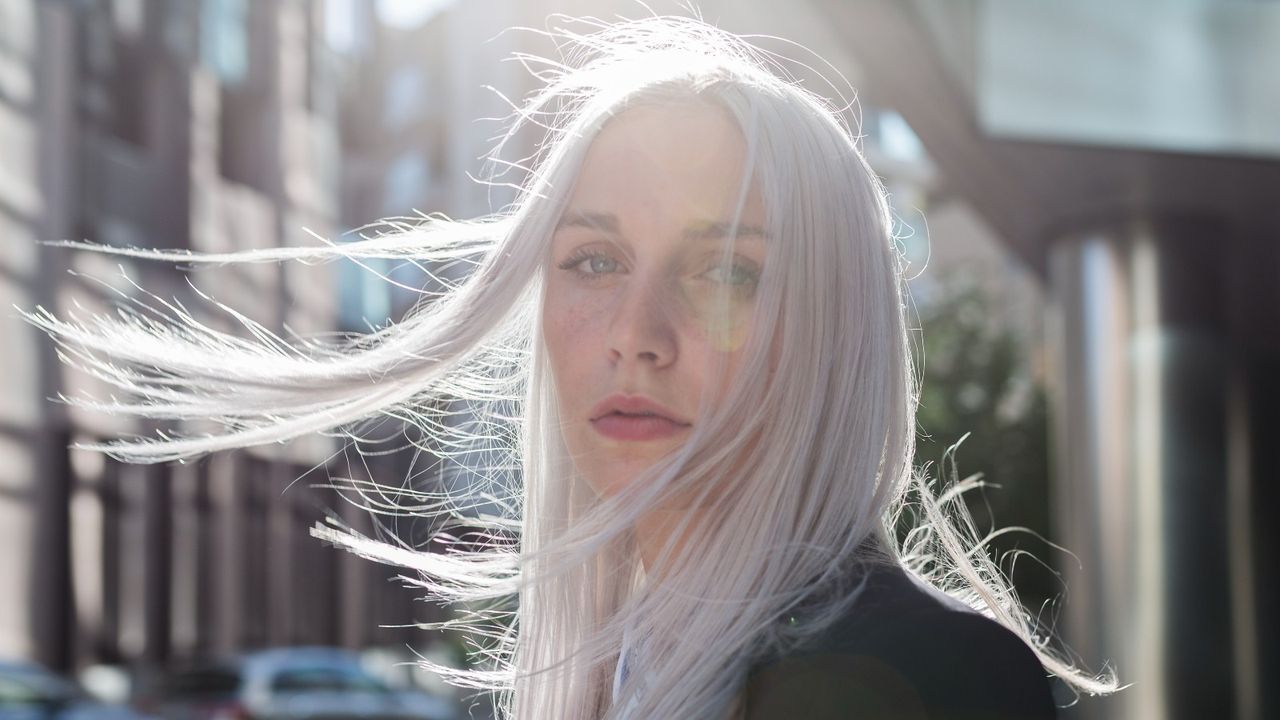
[22,13,1118,720]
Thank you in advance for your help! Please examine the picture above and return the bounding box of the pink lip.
[589,393,692,442]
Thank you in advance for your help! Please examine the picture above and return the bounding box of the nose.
[607,275,678,368]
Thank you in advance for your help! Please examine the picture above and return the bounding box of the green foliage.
[909,269,1059,618]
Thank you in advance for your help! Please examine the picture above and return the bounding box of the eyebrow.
[554,210,768,241]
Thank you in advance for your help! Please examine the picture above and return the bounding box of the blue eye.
[558,251,620,276]
[586,256,619,274]
[703,261,760,287]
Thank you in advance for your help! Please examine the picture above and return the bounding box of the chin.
[597,451,684,498]
[586,465,642,498]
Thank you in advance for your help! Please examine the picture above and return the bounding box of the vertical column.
[1222,230,1279,720]
[209,452,246,654]
[116,463,149,659]
[169,461,202,658]
[304,480,340,647]
[142,461,172,663]
[337,463,371,649]
[100,458,123,662]
[68,443,106,664]
[267,460,296,645]
[194,459,216,655]
[1045,231,1132,699]
[242,457,269,647]
[28,0,78,673]
[1046,216,1234,719]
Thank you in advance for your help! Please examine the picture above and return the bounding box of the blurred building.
[0,0,1041,682]
[826,2,1280,719]
[0,0,433,676]
[331,0,527,531]
[9,2,1272,720]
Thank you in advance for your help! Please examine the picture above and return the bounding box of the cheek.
[681,287,757,357]
[686,335,749,415]
[543,290,598,402]
[698,308,778,416]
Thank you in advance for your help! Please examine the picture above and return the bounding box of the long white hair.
[23,14,1118,720]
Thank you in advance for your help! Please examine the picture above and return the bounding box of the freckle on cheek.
[560,307,593,335]
[546,308,594,374]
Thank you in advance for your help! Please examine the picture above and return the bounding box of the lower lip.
[591,414,691,441]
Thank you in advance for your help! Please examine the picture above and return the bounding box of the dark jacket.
[743,562,1058,719]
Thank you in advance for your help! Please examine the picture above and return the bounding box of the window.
[200,0,248,86]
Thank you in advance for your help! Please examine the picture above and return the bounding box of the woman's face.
[543,102,767,499]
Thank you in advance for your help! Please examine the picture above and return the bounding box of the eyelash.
[557,249,619,278]
[556,250,761,286]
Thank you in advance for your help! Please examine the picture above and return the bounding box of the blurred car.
[0,659,153,720]
[149,648,456,720]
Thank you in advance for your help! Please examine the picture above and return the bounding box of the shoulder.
[743,563,1058,720]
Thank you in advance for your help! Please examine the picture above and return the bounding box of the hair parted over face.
[542,101,768,503]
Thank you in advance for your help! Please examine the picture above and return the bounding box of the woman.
[25,14,1117,720]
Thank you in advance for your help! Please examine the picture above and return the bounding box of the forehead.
[565,102,763,226]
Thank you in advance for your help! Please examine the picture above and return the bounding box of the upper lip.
[589,393,692,425]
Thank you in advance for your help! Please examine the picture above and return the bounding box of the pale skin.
[542,102,767,573]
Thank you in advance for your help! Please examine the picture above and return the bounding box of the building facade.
[0,0,431,674]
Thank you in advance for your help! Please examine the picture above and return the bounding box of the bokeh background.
[1,1,1277,719]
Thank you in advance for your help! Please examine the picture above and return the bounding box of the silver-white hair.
[22,13,1118,720]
